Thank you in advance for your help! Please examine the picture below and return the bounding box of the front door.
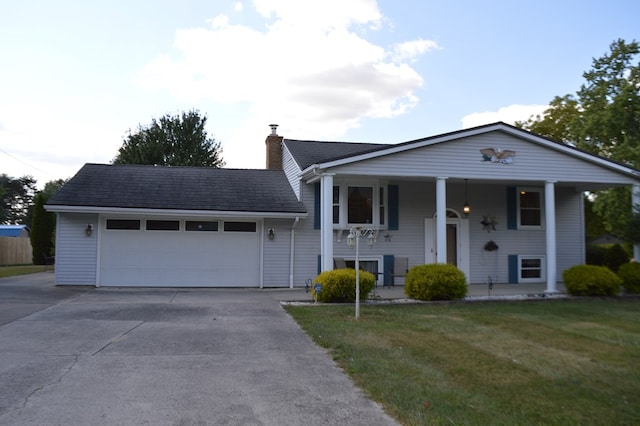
[447,223,458,266]
[424,209,470,280]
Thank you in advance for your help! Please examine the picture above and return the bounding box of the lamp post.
[347,226,375,319]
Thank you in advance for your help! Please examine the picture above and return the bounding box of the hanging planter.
[484,240,499,252]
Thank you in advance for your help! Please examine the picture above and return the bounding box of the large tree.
[0,174,37,225]
[113,110,225,167]
[30,179,65,263]
[517,39,640,239]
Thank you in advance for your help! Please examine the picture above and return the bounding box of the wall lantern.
[267,228,275,241]
[347,226,376,319]
[462,179,471,216]
[85,224,93,237]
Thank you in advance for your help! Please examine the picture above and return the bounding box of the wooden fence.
[0,236,33,265]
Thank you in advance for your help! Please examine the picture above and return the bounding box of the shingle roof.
[284,139,390,170]
[47,164,307,214]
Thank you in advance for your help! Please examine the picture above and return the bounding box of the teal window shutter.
[388,184,399,230]
[314,182,320,230]
[508,255,518,283]
[383,255,394,286]
[507,187,517,230]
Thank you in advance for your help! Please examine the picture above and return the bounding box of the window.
[518,188,543,228]
[146,220,180,231]
[325,183,388,228]
[186,221,218,232]
[518,255,545,282]
[106,219,140,230]
[332,186,340,224]
[348,186,373,224]
[224,221,256,232]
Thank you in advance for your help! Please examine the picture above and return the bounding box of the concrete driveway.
[0,273,398,426]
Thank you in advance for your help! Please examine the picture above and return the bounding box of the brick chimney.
[265,124,283,169]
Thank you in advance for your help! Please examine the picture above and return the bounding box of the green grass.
[0,264,46,278]
[285,299,640,425]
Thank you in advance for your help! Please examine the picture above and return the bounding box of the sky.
[1,0,638,188]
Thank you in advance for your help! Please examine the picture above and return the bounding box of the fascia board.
[45,205,307,219]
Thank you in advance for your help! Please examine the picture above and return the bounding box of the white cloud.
[138,1,436,168]
[391,39,440,63]
[461,104,547,129]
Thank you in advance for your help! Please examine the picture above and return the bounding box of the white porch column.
[633,184,640,261]
[436,177,448,264]
[545,181,558,293]
[321,174,334,272]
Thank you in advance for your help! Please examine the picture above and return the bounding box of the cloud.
[461,104,548,128]
[138,1,437,167]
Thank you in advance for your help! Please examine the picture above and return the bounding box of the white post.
[545,181,557,293]
[436,177,448,264]
[633,184,640,261]
[355,231,361,319]
[321,174,334,272]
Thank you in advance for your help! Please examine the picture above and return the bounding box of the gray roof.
[284,139,390,170]
[47,164,307,214]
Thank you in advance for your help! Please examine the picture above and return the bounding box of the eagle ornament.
[480,148,516,164]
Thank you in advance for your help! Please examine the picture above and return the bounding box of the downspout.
[289,217,300,288]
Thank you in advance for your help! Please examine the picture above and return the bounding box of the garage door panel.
[100,223,260,287]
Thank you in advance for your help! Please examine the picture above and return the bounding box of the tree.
[30,179,65,264]
[517,39,640,238]
[516,94,580,144]
[0,174,37,225]
[113,110,225,167]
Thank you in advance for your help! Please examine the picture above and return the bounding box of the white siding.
[556,187,585,279]
[263,218,295,287]
[282,145,303,199]
[329,132,638,185]
[55,213,98,285]
[290,184,322,286]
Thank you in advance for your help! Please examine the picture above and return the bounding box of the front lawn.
[0,265,46,278]
[285,299,640,425]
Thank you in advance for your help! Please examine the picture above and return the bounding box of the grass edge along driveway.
[285,299,640,426]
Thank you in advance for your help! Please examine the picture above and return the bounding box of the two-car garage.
[45,163,307,288]
[99,218,261,287]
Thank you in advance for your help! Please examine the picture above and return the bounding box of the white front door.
[425,209,470,280]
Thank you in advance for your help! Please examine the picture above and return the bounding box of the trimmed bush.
[311,268,375,303]
[604,244,630,272]
[404,263,467,301]
[563,264,621,296]
[618,262,640,294]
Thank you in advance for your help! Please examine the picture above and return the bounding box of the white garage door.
[99,219,260,287]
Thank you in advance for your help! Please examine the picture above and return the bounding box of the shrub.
[617,262,640,294]
[404,263,467,301]
[562,264,621,296]
[311,268,375,303]
[604,244,630,272]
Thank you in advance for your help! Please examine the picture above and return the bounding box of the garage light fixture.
[267,228,275,241]
[85,224,93,237]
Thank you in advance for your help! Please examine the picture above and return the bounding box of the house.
[46,122,640,291]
